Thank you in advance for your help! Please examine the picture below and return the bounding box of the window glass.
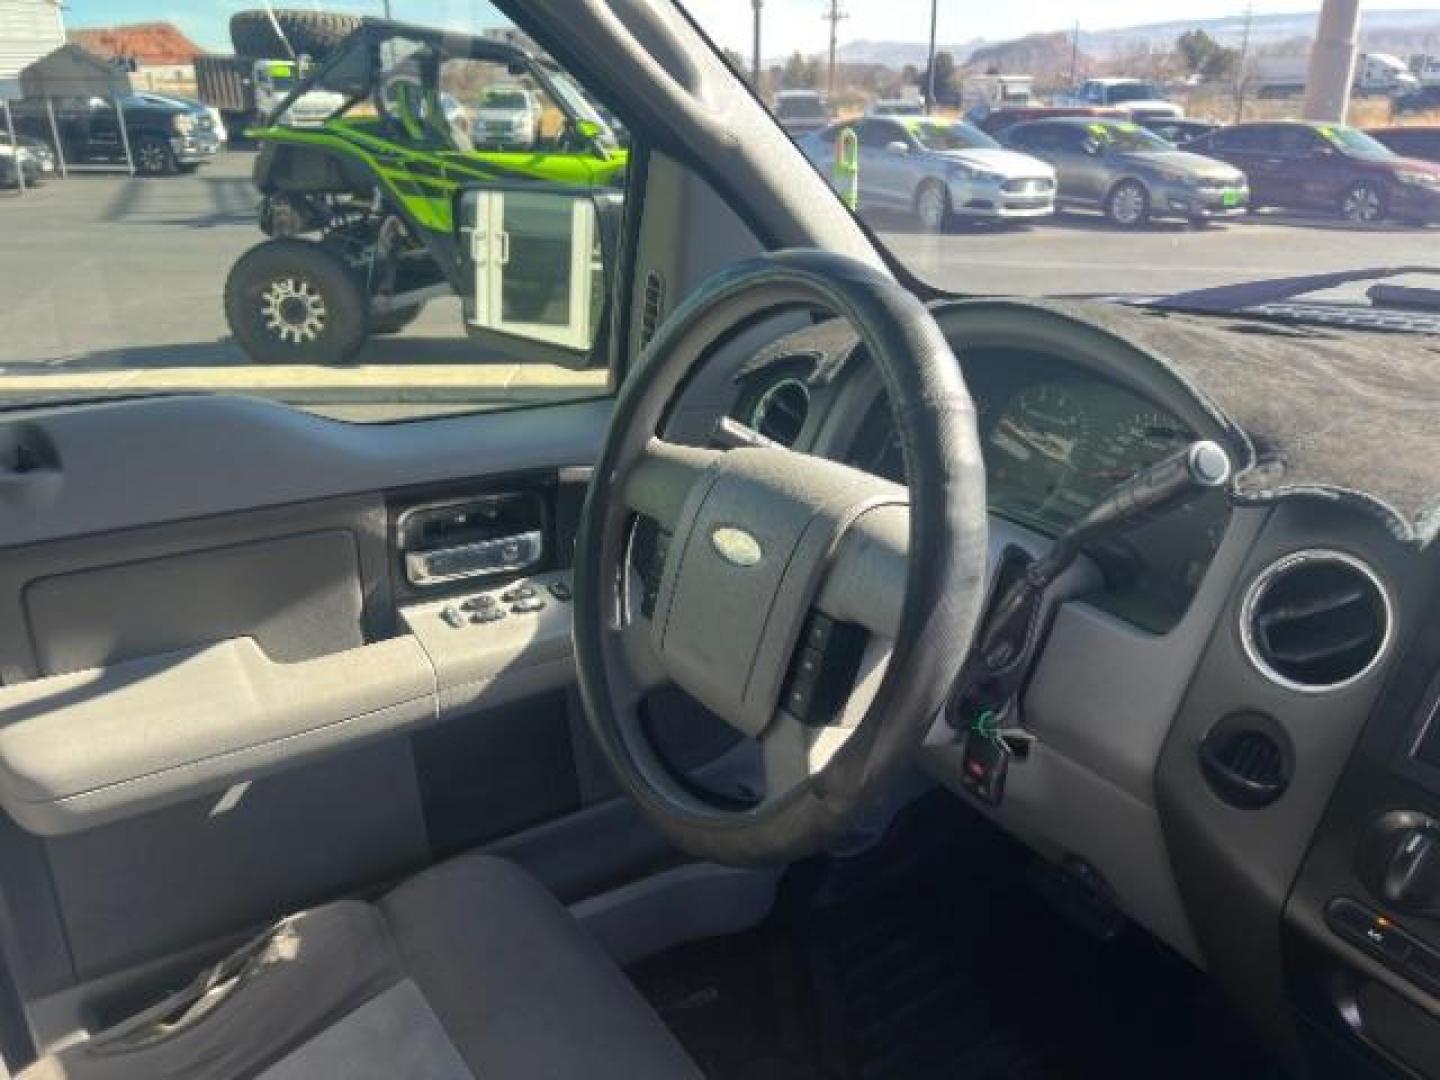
[679,0,1440,304]
[0,8,625,422]
[857,120,901,148]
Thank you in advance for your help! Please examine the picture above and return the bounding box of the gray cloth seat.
[22,854,702,1079]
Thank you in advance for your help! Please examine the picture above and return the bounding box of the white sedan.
[798,116,1057,230]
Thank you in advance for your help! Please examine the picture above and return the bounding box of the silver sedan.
[798,117,1057,230]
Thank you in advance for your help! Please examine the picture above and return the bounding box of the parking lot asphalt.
[1,149,1435,380]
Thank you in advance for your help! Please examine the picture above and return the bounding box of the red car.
[1186,120,1440,224]
[971,106,1126,136]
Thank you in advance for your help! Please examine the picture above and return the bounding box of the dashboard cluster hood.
[744,298,1440,549]
[1018,299,1440,549]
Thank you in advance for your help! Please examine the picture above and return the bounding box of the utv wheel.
[1105,179,1150,227]
[1340,180,1386,224]
[229,9,362,60]
[369,304,423,335]
[135,136,177,176]
[225,239,369,365]
[914,180,951,233]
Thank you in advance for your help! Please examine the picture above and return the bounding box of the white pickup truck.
[1060,78,1184,121]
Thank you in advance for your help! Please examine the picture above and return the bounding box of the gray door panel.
[0,393,699,1013]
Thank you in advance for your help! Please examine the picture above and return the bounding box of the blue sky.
[65,0,1440,55]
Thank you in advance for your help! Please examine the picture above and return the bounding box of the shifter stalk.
[978,440,1231,673]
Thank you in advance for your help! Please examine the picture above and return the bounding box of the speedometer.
[1087,410,1193,483]
[988,383,1093,528]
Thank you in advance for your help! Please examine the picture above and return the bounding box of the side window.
[1215,126,1268,152]
[4,19,627,423]
[857,120,898,149]
[1054,126,1089,153]
[1275,126,1321,157]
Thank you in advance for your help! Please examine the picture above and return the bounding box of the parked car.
[130,92,229,145]
[1060,78,1184,120]
[0,142,42,188]
[5,94,221,175]
[773,90,830,135]
[800,116,1056,230]
[1142,118,1221,147]
[1367,125,1440,164]
[1187,120,1440,224]
[867,98,926,117]
[471,83,542,147]
[6,133,55,177]
[1001,117,1248,226]
[971,105,1126,136]
[1393,85,1440,114]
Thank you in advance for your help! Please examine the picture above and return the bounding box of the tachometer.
[988,383,1093,527]
[1086,409,1193,484]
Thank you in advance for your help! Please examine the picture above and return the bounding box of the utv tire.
[229,10,363,61]
[225,239,369,365]
[369,304,423,335]
[135,136,177,176]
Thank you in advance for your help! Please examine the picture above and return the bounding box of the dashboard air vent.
[750,378,810,447]
[639,270,665,348]
[1200,717,1290,808]
[1241,550,1391,692]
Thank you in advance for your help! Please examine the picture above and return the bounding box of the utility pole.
[824,0,848,99]
[1304,0,1360,122]
[1233,0,1254,123]
[925,0,939,110]
[1068,20,1080,87]
[751,0,763,86]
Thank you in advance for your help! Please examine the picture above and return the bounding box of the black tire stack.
[229,10,364,60]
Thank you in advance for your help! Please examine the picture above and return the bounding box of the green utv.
[225,18,628,366]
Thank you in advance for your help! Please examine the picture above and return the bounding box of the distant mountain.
[835,39,983,68]
[836,9,1440,74]
[1079,8,1440,57]
[968,32,1091,80]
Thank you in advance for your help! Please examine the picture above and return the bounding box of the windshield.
[678,1,1440,306]
[1106,82,1161,102]
[1090,121,1172,152]
[909,121,1000,152]
[778,96,827,118]
[482,90,529,109]
[1321,125,1396,160]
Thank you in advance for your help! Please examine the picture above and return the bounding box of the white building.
[0,0,65,99]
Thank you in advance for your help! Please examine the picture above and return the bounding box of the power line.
[823,0,848,98]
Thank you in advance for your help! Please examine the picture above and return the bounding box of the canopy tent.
[11,43,137,177]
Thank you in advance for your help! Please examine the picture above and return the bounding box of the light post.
[752,0,762,86]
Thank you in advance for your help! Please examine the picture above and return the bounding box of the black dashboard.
[722,298,1440,1080]
[837,346,1230,631]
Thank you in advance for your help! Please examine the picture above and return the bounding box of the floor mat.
[631,791,1282,1080]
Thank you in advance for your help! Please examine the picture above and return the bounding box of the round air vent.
[749,379,810,447]
[1240,550,1392,693]
[1200,714,1292,808]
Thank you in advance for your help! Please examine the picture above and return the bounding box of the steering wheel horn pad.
[650,446,908,738]
[573,250,988,865]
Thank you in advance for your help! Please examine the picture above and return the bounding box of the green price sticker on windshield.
[267,61,294,78]
[1118,121,1140,133]
[1318,125,1340,144]
[1087,123,1108,136]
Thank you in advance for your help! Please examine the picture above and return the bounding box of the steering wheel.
[573,250,989,865]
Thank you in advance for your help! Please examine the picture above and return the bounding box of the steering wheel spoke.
[815,503,909,640]
[622,438,722,532]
